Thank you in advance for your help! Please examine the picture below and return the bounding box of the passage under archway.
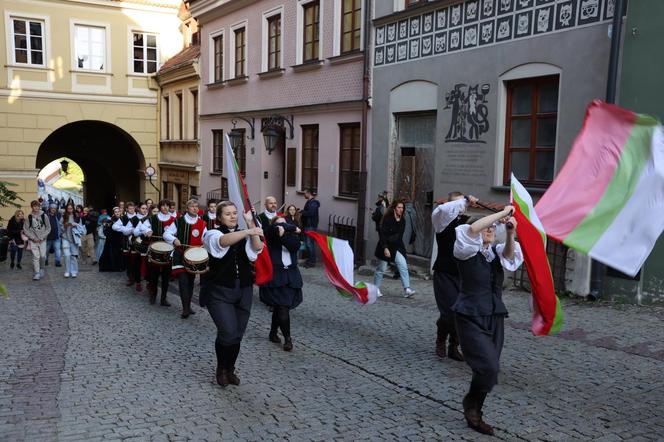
[37,157,85,207]
[36,121,146,211]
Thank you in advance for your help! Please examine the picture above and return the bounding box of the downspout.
[588,0,626,301]
[356,0,372,265]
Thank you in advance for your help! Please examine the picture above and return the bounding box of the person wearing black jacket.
[99,207,125,272]
[431,192,478,361]
[201,201,263,388]
[259,216,303,352]
[300,189,320,268]
[7,210,25,269]
[373,200,415,298]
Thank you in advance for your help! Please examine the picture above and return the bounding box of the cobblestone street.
[1,262,663,441]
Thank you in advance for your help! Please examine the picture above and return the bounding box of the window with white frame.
[11,17,45,65]
[133,32,158,74]
[234,27,246,77]
[212,33,223,82]
[341,0,362,53]
[267,14,281,70]
[75,24,105,71]
[303,1,320,62]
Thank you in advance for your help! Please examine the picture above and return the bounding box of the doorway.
[394,113,436,258]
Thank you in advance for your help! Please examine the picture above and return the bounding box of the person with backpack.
[22,200,51,281]
[45,204,62,267]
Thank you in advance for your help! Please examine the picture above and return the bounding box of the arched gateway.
[36,121,146,210]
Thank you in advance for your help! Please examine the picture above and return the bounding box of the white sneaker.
[404,288,415,298]
[71,273,77,278]
[377,289,383,297]
[33,273,41,281]
[64,273,70,278]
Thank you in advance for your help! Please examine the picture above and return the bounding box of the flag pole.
[589,0,626,301]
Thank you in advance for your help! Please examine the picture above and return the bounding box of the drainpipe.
[588,0,625,301]
[355,0,372,265]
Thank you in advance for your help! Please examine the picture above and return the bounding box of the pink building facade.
[191,0,371,241]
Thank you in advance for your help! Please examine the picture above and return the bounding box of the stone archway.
[36,121,146,210]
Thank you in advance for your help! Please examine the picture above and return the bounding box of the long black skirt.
[259,285,302,310]
[99,232,125,272]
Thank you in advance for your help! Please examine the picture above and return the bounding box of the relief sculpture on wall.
[444,83,491,143]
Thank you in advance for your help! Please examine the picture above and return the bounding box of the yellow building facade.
[0,0,183,219]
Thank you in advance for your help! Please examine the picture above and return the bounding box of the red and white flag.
[305,231,378,305]
[224,133,273,285]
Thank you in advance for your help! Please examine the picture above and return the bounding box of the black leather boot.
[436,318,448,358]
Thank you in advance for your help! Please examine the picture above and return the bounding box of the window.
[133,32,158,74]
[234,128,247,177]
[176,92,183,140]
[234,27,246,77]
[339,123,361,197]
[75,25,105,70]
[405,0,424,7]
[163,95,170,140]
[287,147,297,187]
[212,130,223,173]
[504,75,559,186]
[192,90,198,140]
[301,125,319,192]
[303,1,320,62]
[341,0,362,53]
[213,34,223,82]
[11,18,44,65]
[267,15,281,70]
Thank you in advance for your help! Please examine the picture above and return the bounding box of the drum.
[134,236,149,255]
[183,247,209,274]
[148,241,174,266]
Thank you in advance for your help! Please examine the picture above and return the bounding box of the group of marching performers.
[97,188,522,436]
[100,195,305,389]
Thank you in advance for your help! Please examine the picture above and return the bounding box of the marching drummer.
[138,199,176,306]
[163,199,207,318]
[201,201,263,388]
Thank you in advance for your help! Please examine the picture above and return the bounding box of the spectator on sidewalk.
[23,200,51,281]
[300,189,320,268]
[45,204,62,267]
[81,207,97,265]
[373,200,415,299]
[60,203,82,278]
[7,209,25,270]
[96,217,109,263]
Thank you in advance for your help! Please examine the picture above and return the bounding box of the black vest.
[453,246,508,316]
[433,215,469,275]
[203,226,255,288]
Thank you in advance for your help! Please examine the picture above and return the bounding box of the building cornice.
[200,99,365,120]
[19,0,180,14]
[373,0,454,26]
[189,0,259,23]
[156,60,200,86]
[0,88,157,105]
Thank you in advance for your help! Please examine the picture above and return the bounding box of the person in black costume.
[430,192,478,361]
[201,201,263,388]
[259,215,303,352]
[453,205,523,435]
[99,207,125,272]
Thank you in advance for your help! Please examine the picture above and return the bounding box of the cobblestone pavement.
[1,260,663,441]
